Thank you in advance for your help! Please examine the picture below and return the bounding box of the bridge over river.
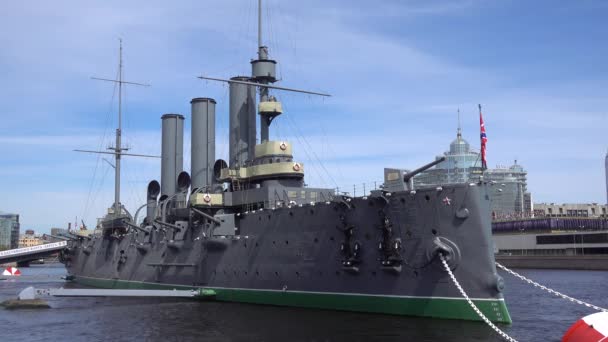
[0,241,67,267]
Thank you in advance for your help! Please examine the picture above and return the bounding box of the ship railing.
[333,180,383,198]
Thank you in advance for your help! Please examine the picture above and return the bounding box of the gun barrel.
[403,157,446,181]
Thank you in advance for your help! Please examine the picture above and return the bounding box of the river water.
[0,264,606,341]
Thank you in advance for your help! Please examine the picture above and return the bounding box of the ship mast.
[78,40,154,218]
[256,0,276,143]
[114,40,124,217]
[258,0,263,51]
[197,0,331,144]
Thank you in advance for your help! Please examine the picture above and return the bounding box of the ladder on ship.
[231,178,242,191]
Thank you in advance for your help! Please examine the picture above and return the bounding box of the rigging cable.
[280,104,330,188]
[81,64,120,223]
[283,100,338,188]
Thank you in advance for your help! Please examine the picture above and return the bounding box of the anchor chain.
[496,262,608,313]
[439,254,518,342]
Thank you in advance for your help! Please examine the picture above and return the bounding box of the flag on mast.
[479,104,488,169]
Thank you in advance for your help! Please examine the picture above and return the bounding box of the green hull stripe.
[73,276,512,324]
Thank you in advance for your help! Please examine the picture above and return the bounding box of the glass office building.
[413,128,530,217]
[0,213,20,250]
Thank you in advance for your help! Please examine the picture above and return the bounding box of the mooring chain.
[439,254,519,342]
[496,262,608,313]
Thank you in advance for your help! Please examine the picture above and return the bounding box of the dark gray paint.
[229,77,256,168]
[191,98,216,191]
[63,184,505,308]
[161,114,184,197]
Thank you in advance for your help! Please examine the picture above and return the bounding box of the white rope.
[496,262,608,312]
[439,254,518,342]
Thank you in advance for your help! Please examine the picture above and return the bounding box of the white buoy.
[563,312,608,342]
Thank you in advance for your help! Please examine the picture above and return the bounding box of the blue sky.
[0,0,606,232]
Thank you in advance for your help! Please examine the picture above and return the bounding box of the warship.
[62,1,512,323]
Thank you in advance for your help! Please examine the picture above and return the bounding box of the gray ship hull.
[63,183,511,323]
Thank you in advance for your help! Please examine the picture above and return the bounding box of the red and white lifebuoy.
[2,267,21,276]
[293,163,301,171]
[279,142,287,151]
[563,312,608,342]
[203,194,212,203]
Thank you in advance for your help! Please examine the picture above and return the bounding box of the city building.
[19,230,44,248]
[605,150,607,205]
[0,212,20,250]
[534,203,608,218]
[411,124,531,217]
[50,227,68,236]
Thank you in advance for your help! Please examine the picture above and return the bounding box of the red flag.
[479,104,488,169]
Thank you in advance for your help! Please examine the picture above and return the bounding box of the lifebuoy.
[280,142,287,151]
[203,194,212,203]
[293,163,301,171]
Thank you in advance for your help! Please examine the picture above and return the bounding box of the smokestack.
[229,76,256,168]
[191,98,216,191]
[161,114,185,197]
[146,180,160,223]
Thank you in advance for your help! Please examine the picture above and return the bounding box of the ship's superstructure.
[61,1,511,323]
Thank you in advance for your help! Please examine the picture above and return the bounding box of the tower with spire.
[411,108,531,217]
